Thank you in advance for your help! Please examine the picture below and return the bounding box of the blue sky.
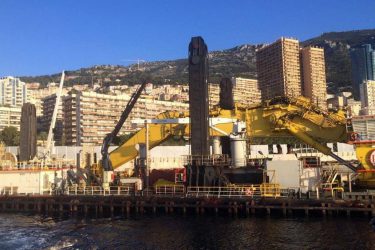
[1,0,374,76]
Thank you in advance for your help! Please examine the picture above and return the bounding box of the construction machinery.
[352,140,375,187]
[105,96,370,184]
[100,81,147,186]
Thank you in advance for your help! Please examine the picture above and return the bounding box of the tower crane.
[122,59,146,71]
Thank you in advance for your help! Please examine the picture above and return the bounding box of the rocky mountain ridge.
[20,29,375,94]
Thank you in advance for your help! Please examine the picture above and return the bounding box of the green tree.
[0,126,20,146]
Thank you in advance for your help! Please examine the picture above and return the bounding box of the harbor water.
[0,213,374,249]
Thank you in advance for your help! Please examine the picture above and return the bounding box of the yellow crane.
[104,95,375,187]
[109,96,354,171]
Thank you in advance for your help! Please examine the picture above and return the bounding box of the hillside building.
[300,47,327,109]
[256,38,327,108]
[256,38,302,101]
[0,77,28,107]
[231,77,261,105]
[41,94,65,144]
[63,91,189,146]
[0,106,22,131]
[360,80,375,115]
[350,44,375,100]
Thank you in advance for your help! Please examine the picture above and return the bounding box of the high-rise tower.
[300,47,327,109]
[350,44,375,100]
[256,38,302,101]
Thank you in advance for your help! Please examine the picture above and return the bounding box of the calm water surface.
[0,213,374,249]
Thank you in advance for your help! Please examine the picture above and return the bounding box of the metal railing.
[155,185,185,196]
[66,185,134,196]
[183,154,231,166]
[186,184,282,198]
[1,183,286,198]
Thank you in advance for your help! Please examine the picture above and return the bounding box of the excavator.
[103,95,375,188]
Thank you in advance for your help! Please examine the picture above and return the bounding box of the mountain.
[20,29,375,94]
[302,29,375,93]
[20,44,262,87]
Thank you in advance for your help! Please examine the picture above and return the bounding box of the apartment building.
[232,77,261,105]
[360,80,375,115]
[208,83,220,107]
[63,90,189,146]
[0,76,28,107]
[28,83,72,117]
[0,106,22,131]
[207,78,261,108]
[300,47,327,109]
[256,38,302,101]
[41,94,65,144]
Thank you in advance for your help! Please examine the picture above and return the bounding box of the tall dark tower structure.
[219,77,234,110]
[219,78,234,156]
[188,36,210,156]
[19,103,37,161]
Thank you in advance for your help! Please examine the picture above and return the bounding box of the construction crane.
[122,59,146,71]
[108,96,353,169]
[45,71,65,157]
[100,80,147,185]
[100,95,375,188]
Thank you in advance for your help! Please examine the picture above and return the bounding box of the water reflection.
[0,214,374,249]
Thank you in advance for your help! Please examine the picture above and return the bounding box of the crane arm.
[109,111,189,169]
[101,82,146,171]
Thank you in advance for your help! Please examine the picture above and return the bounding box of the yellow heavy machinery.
[352,140,375,187]
[108,96,359,174]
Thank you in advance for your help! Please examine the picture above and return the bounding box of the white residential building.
[0,76,28,107]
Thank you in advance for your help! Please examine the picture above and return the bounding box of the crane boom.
[46,71,65,156]
[101,82,147,171]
